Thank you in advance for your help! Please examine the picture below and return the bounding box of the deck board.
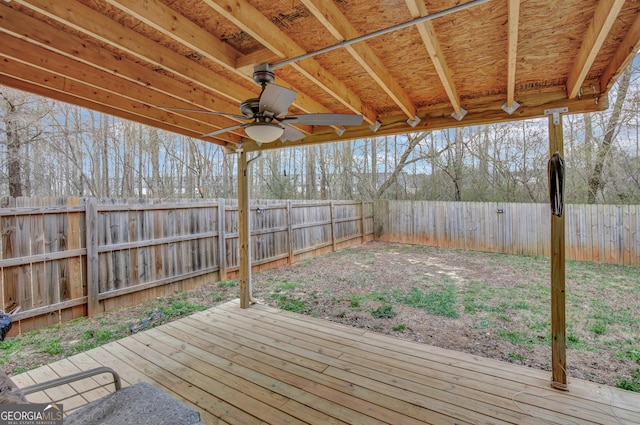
[15,300,640,424]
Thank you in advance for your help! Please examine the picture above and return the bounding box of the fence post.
[287,200,294,264]
[85,199,100,317]
[361,201,365,241]
[217,198,227,280]
[330,201,337,252]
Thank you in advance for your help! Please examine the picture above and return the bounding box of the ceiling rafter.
[0,72,214,141]
[201,0,378,125]
[103,0,238,72]
[15,0,255,105]
[506,0,520,109]
[404,0,462,116]
[0,54,239,143]
[300,0,416,120]
[566,0,626,99]
[0,4,243,143]
[102,0,329,124]
[599,13,640,94]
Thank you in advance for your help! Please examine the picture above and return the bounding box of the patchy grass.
[1,284,237,374]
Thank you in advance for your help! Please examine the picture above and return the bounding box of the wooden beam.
[404,0,462,116]
[548,113,566,390]
[301,0,416,120]
[202,0,378,124]
[15,0,255,105]
[600,13,640,94]
[566,0,626,99]
[0,52,239,144]
[243,90,609,151]
[0,4,244,139]
[0,44,241,145]
[506,0,520,108]
[103,0,238,71]
[237,151,251,309]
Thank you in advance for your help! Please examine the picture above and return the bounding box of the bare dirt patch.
[3,242,639,391]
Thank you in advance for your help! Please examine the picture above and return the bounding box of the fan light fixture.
[245,122,284,143]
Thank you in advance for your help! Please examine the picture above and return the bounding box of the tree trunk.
[587,63,633,203]
[4,99,23,197]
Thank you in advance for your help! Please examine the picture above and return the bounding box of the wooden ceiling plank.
[0,4,243,135]
[300,0,417,120]
[506,0,520,107]
[15,0,255,104]
[404,0,462,116]
[566,0,626,99]
[202,0,378,124]
[0,57,238,144]
[600,13,640,94]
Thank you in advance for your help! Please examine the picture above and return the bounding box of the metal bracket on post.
[451,108,467,121]
[544,107,568,125]
[501,101,520,115]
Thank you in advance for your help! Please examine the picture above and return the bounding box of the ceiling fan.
[158,64,363,144]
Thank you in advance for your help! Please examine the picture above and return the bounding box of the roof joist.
[566,0,626,99]
[506,0,520,110]
[202,0,378,125]
[404,0,462,117]
[301,0,417,121]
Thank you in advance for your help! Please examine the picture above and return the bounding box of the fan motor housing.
[240,98,260,117]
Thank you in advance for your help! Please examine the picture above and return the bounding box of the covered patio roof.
[0,0,639,151]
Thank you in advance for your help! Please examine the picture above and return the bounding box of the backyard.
[1,241,639,392]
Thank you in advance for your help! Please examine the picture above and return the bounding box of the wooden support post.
[548,111,567,389]
[85,199,100,317]
[238,151,251,309]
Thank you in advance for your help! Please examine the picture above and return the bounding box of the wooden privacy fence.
[0,197,374,332]
[375,200,640,266]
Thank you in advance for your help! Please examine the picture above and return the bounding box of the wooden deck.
[12,300,640,424]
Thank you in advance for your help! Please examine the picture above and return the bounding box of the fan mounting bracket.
[253,63,275,85]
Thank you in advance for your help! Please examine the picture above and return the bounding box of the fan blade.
[156,106,248,121]
[281,123,306,142]
[281,113,363,126]
[202,123,247,138]
[259,84,296,117]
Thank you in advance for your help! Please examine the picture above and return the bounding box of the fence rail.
[375,200,640,266]
[0,197,374,332]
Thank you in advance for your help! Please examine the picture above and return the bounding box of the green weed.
[371,305,396,318]
[392,324,406,332]
[617,368,640,392]
[496,329,529,345]
[508,352,525,362]
[590,322,608,336]
[218,280,238,287]
[350,295,363,308]
[399,286,459,318]
[42,337,63,356]
[270,294,308,313]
